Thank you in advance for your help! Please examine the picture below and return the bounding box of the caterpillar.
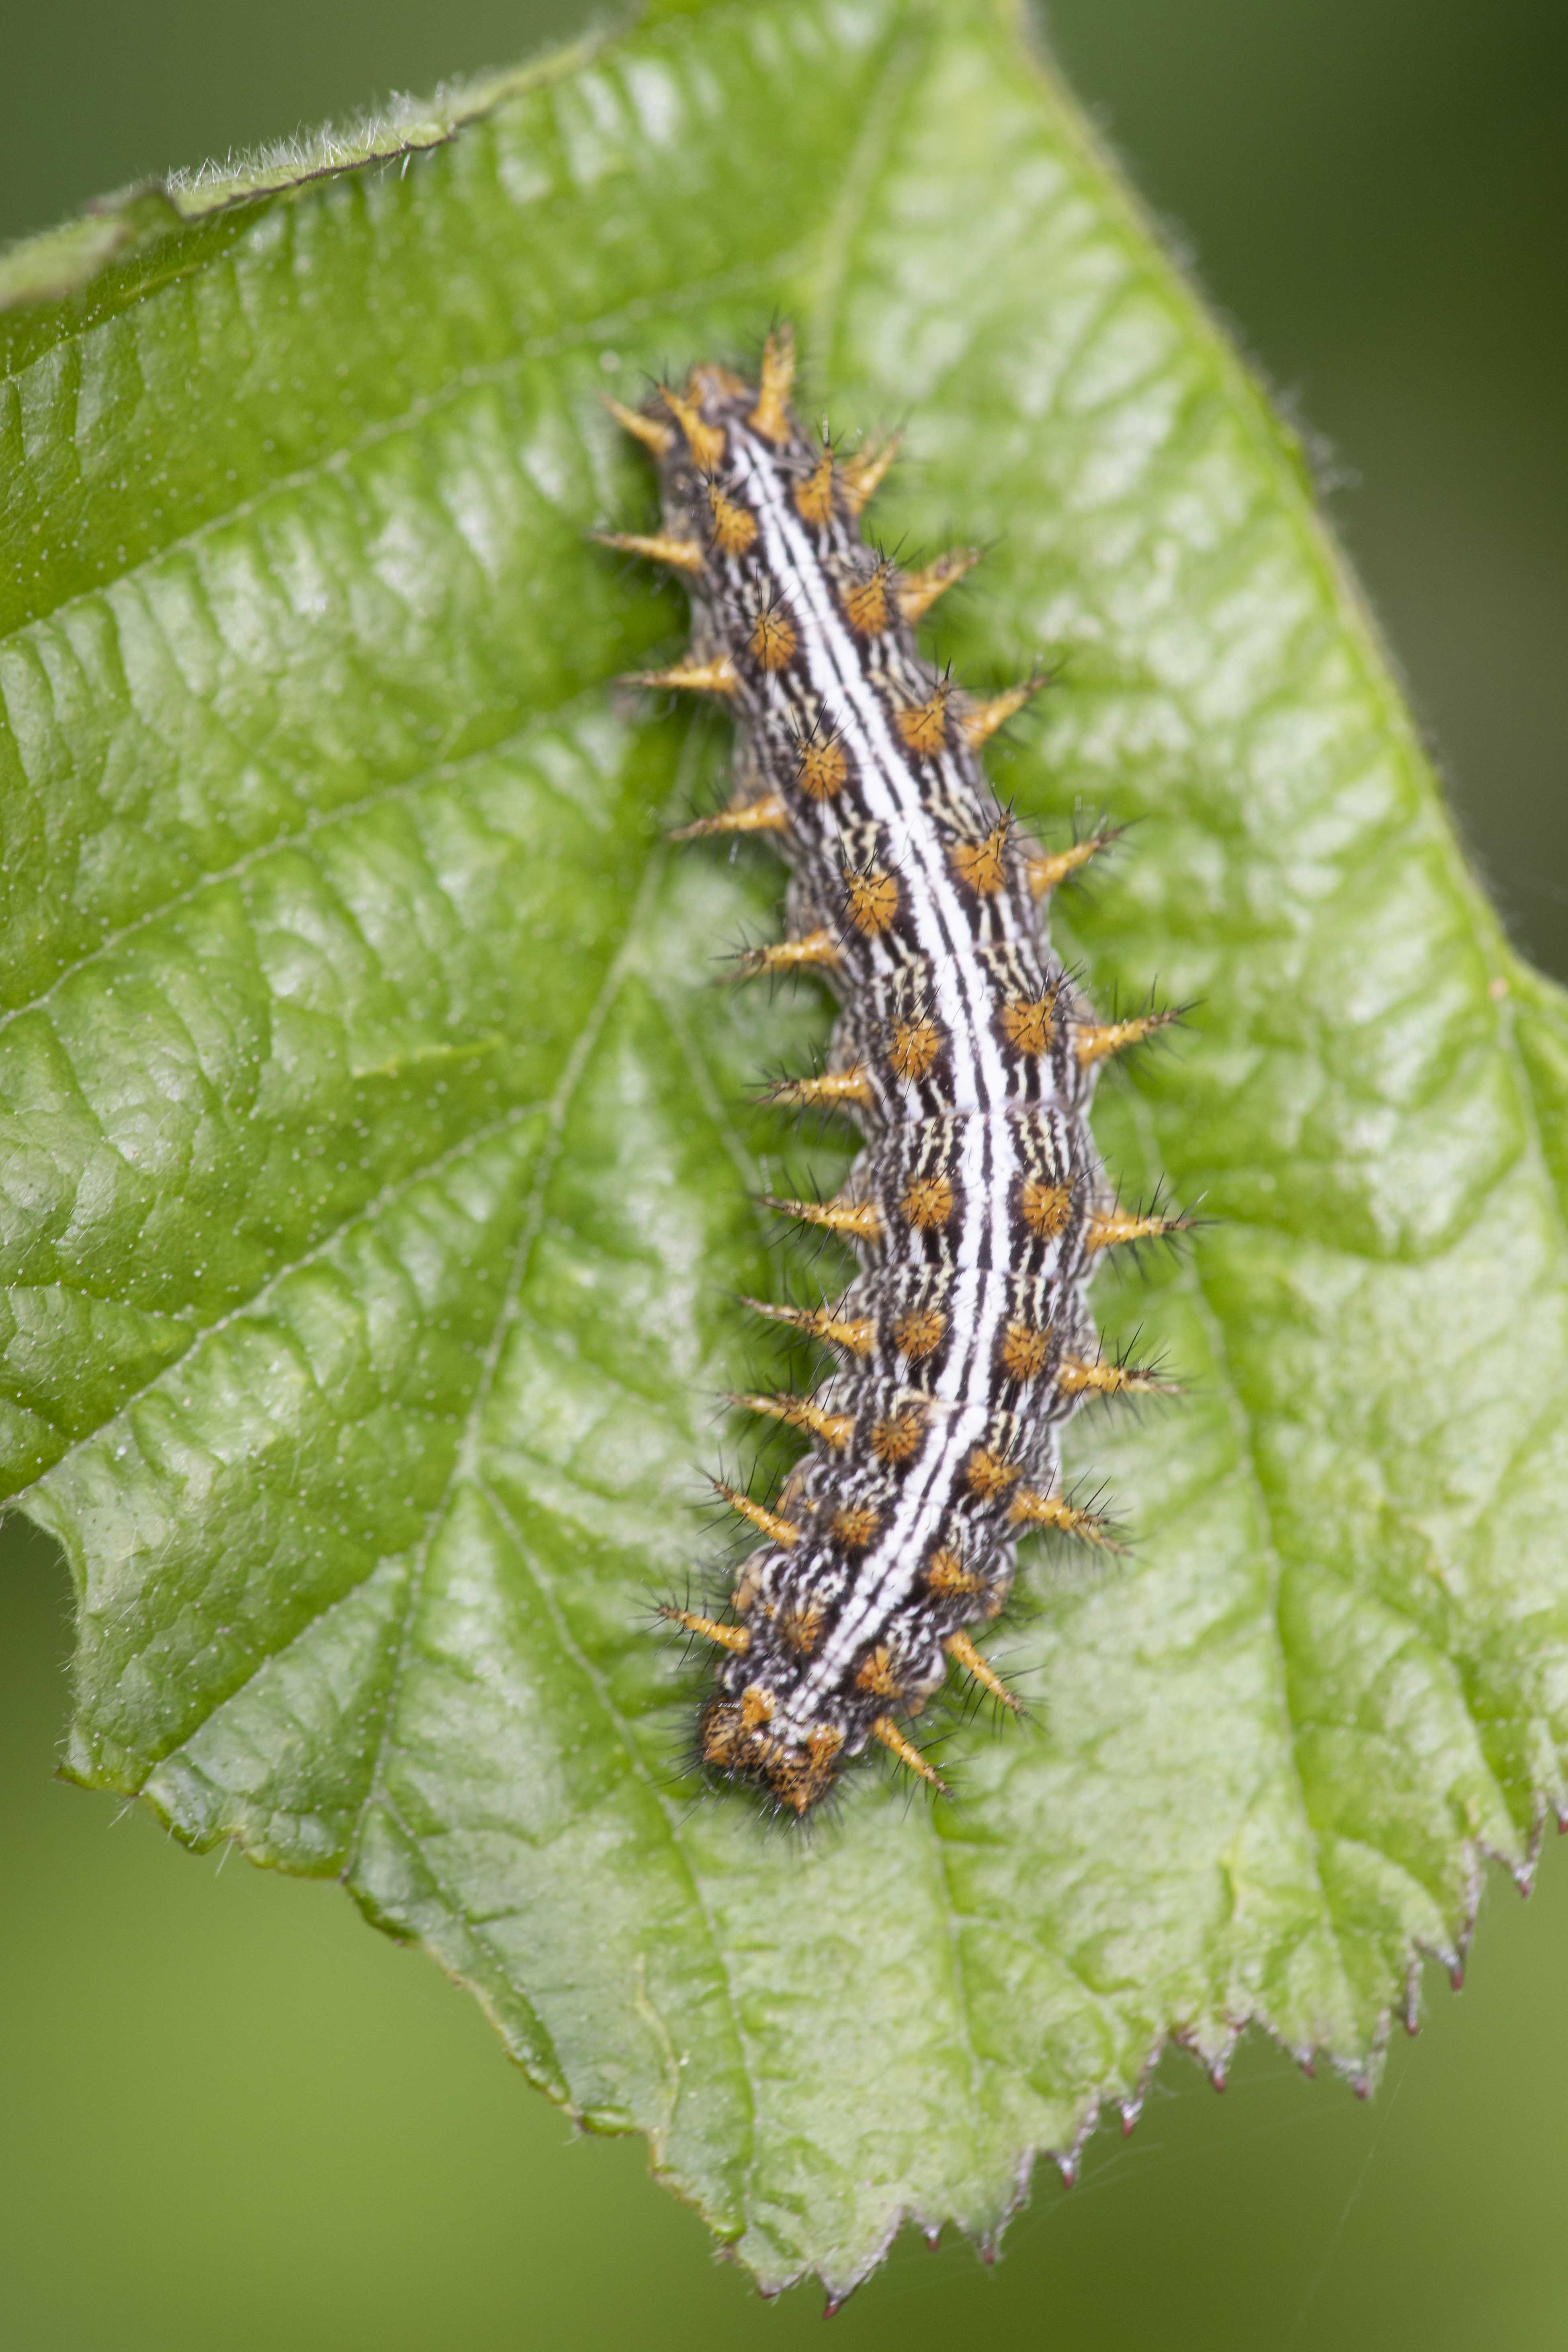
[602,328,1181,1816]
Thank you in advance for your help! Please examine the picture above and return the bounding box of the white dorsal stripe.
[728,429,1025,1712]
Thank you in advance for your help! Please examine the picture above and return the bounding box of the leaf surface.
[6,0,1568,2297]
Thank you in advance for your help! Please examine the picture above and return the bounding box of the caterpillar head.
[698,1683,845,1817]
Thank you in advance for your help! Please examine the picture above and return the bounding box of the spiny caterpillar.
[603,328,1182,1816]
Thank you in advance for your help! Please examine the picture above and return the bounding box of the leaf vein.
[14,1097,547,1505]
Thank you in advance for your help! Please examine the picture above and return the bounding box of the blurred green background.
[3,1,1566,2344]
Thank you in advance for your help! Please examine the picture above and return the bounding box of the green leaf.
[6,0,1568,2300]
